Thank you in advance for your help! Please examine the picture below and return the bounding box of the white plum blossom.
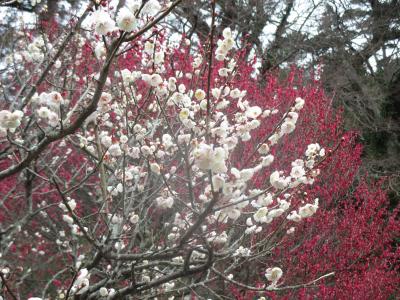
[218,68,229,77]
[262,155,274,167]
[92,10,115,35]
[278,199,290,211]
[108,144,123,156]
[292,159,304,167]
[179,108,190,122]
[162,134,173,149]
[306,143,321,157]
[212,88,221,99]
[253,193,273,207]
[59,199,77,212]
[290,165,305,179]
[195,89,206,101]
[287,227,296,234]
[245,225,261,234]
[129,213,139,224]
[212,174,225,190]
[192,56,203,68]
[72,268,90,294]
[99,287,108,297]
[239,168,255,181]
[141,145,153,156]
[37,106,51,118]
[126,0,141,12]
[223,27,232,39]
[246,217,253,226]
[141,0,161,16]
[167,77,177,92]
[0,127,6,137]
[268,208,285,219]
[38,91,64,108]
[47,111,60,127]
[55,59,61,68]
[62,214,74,225]
[154,51,164,65]
[144,41,154,54]
[116,7,137,32]
[294,97,305,110]
[193,143,227,173]
[121,69,135,83]
[208,231,228,244]
[258,143,270,154]
[298,198,319,218]
[101,135,112,148]
[280,119,296,134]
[216,28,235,61]
[253,207,269,223]
[150,162,161,174]
[150,74,163,87]
[156,196,174,209]
[287,111,299,123]
[120,135,128,144]
[268,133,280,145]
[229,88,241,99]
[0,110,23,130]
[94,42,106,59]
[270,171,289,189]
[287,210,302,222]
[200,100,208,110]
[245,106,262,119]
[98,92,112,112]
[234,246,251,257]
[265,267,283,284]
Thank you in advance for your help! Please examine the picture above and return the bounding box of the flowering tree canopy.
[0,1,398,299]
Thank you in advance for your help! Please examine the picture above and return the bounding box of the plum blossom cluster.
[30,27,324,295]
[0,109,23,136]
[92,0,164,35]
[215,28,235,61]
[287,198,319,222]
[33,91,66,127]
[265,267,283,289]
[52,24,326,293]
[0,2,337,295]
[60,197,89,236]
[19,36,49,63]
